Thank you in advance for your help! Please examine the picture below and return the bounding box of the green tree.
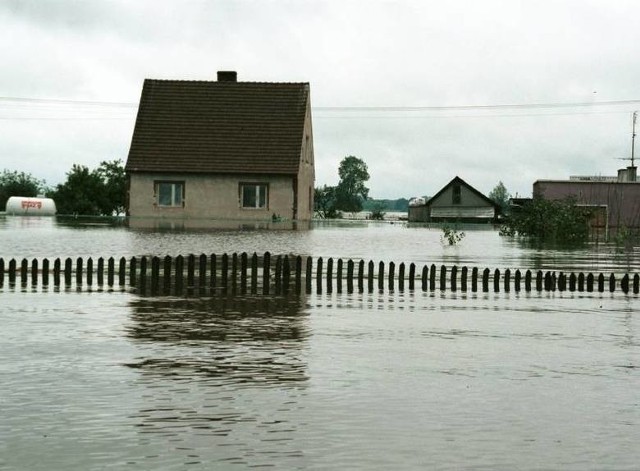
[489,181,511,215]
[314,185,340,219]
[95,159,126,215]
[335,156,370,213]
[48,160,126,216]
[0,170,47,210]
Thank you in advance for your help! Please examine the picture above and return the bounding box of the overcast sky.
[1,0,639,199]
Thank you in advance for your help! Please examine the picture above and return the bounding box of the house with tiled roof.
[125,71,315,223]
[408,176,499,223]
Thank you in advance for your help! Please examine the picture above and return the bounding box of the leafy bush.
[500,197,592,244]
[441,225,465,245]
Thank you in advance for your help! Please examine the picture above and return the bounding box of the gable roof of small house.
[125,77,310,175]
[427,176,498,208]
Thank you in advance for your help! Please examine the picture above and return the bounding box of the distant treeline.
[362,198,412,212]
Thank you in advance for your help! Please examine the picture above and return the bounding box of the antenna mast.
[632,111,637,168]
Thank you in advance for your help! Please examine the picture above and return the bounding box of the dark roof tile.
[126,79,310,175]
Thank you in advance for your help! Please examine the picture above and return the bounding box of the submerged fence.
[0,252,638,296]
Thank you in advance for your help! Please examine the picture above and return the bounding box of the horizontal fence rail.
[0,252,639,297]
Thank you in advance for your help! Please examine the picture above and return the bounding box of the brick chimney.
[217,71,237,82]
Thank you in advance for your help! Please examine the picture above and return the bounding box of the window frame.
[239,182,269,210]
[154,180,185,208]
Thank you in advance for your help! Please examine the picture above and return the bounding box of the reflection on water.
[119,294,311,467]
[124,295,310,386]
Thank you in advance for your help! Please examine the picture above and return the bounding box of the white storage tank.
[5,196,57,216]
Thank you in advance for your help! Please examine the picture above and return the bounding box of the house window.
[240,183,268,209]
[155,181,184,207]
[452,184,461,205]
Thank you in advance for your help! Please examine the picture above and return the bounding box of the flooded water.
[1,216,639,470]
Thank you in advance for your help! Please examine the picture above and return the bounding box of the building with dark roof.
[125,71,315,223]
[408,176,499,223]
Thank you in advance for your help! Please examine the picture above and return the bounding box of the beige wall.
[128,173,296,220]
[295,96,315,220]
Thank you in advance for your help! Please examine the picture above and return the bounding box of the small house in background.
[408,176,499,223]
[533,166,640,235]
[125,71,315,224]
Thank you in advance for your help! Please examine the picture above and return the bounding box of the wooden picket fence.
[0,252,638,296]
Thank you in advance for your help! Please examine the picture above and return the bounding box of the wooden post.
[199,254,207,290]
[493,269,500,292]
[305,256,312,294]
[263,252,271,295]
[295,255,302,294]
[86,257,93,288]
[42,258,50,287]
[578,273,585,292]
[451,265,457,292]
[163,255,172,294]
[316,257,323,294]
[97,257,104,288]
[118,257,126,288]
[388,261,395,291]
[0,258,4,287]
[275,255,283,294]
[74,257,82,288]
[21,258,28,287]
[597,273,605,293]
[54,258,61,288]
[139,256,148,293]
[633,274,639,294]
[347,259,355,293]
[558,272,566,291]
[586,273,594,292]
[621,274,629,294]
[514,269,521,292]
[569,273,576,292]
[368,260,375,293]
[524,270,532,292]
[31,258,39,287]
[471,267,478,292]
[151,256,160,294]
[409,263,416,291]
[64,258,72,288]
[429,264,436,291]
[175,255,184,294]
[232,253,238,293]
[378,261,384,291]
[107,257,115,288]
[544,272,551,291]
[336,258,343,293]
[240,252,248,294]
[421,265,428,291]
[221,253,229,290]
[283,255,291,294]
[210,254,217,291]
[8,258,17,286]
[253,253,260,294]
[128,256,137,288]
[326,257,333,294]
[609,273,615,293]
[461,266,468,292]
[536,271,543,292]
[482,268,490,292]
[187,254,195,289]
[358,260,365,292]
[398,263,405,291]
[504,269,511,293]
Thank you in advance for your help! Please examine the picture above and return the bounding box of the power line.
[1,95,640,112]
